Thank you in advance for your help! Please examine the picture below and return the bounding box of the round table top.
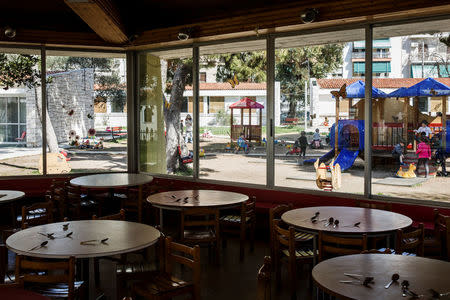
[147,190,249,210]
[0,288,50,300]
[6,220,160,259]
[281,206,412,234]
[0,190,25,204]
[70,173,153,188]
[312,254,450,300]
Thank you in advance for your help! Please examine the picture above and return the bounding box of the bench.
[106,126,127,141]
[284,118,299,125]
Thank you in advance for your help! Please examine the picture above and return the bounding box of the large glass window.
[274,29,366,195]
[371,19,450,202]
[45,51,127,174]
[198,40,267,185]
[138,48,193,176]
[0,49,42,176]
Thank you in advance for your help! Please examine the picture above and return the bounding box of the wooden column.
[442,96,447,151]
[259,108,262,143]
[348,98,352,119]
[335,99,340,158]
[249,108,252,141]
[403,97,409,143]
[230,108,234,142]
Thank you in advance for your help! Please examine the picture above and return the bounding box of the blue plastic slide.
[304,149,335,164]
[333,148,359,171]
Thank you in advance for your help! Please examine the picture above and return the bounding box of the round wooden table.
[282,206,412,264]
[6,220,160,300]
[312,254,450,300]
[281,206,412,235]
[147,190,249,228]
[70,173,153,222]
[0,190,25,225]
[0,287,50,300]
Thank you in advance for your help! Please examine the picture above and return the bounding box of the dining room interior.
[1,1,450,300]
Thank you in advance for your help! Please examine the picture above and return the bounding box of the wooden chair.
[395,223,424,256]
[220,197,256,260]
[92,209,126,221]
[273,220,314,300]
[257,256,271,300]
[47,179,67,221]
[181,207,220,262]
[117,183,157,223]
[15,255,83,300]
[424,209,450,260]
[318,231,367,262]
[355,200,392,211]
[131,236,201,300]
[21,201,54,229]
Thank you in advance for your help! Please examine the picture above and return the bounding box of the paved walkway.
[0,147,42,160]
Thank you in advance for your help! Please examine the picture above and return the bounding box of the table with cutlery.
[312,254,450,300]
[281,206,412,264]
[147,190,249,228]
[6,220,160,300]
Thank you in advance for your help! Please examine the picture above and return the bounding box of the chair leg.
[289,258,297,300]
[240,224,246,261]
[250,222,255,253]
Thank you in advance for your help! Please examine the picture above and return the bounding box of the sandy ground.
[1,135,449,202]
[197,135,450,203]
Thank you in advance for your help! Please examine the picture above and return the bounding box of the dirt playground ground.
[1,135,449,202]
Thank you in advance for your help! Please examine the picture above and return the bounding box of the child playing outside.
[392,140,405,166]
[312,128,321,141]
[414,120,432,140]
[416,137,431,178]
[298,131,308,157]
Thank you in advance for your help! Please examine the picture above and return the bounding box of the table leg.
[313,235,317,266]
[89,257,95,300]
[138,185,143,223]
[159,208,163,229]
[10,203,16,227]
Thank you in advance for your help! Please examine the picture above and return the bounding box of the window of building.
[200,72,207,82]
[198,40,267,185]
[0,49,42,176]
[372,19,450,202]
[46,51,127,174]
[138,48,193,176]
[274,28,366,194]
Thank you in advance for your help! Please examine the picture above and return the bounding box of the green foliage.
[213,109,232,126]
[276,45,344,117]
[214,52,266,83]
[0,54,41,89]
[165,58,193,94]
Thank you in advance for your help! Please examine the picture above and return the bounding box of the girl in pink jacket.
[416,137,431,177]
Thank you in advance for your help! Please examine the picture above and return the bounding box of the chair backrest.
[242,197,256,222]
[47,179,67,221]
[355,200,392,211]
[21,201,54,229]
[269,203,294,256]
[318,231,367,262]
[272,220,295,258]
[163,237,200,298]
[256,256,271,300]
[180,207,220,242]
[396,223,424,256]
[15,255,76,300]
[92,209,126,221]
[432,209,450,260]
[361,248,393,254]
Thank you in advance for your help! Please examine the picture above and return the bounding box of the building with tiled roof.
[183,82,281,127]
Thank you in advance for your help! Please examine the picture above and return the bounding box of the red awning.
[229,97,265,109]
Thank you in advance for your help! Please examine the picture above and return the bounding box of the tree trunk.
[34,87,59,153]
[288,101,297,118]
[164,64,190,173]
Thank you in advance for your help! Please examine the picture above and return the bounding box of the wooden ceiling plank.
[64,0,128,44]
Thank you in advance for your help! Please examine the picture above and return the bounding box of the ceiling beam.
[64,0,128,44]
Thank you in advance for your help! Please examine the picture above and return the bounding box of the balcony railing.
[352,52,391,59]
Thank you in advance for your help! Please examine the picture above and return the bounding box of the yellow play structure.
[314,159,341,191]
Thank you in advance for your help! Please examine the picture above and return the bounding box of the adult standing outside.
[184,114,193,143]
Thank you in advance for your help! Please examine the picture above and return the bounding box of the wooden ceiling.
[1,0,450,49]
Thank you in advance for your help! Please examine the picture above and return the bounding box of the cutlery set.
[306,212,360,228]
